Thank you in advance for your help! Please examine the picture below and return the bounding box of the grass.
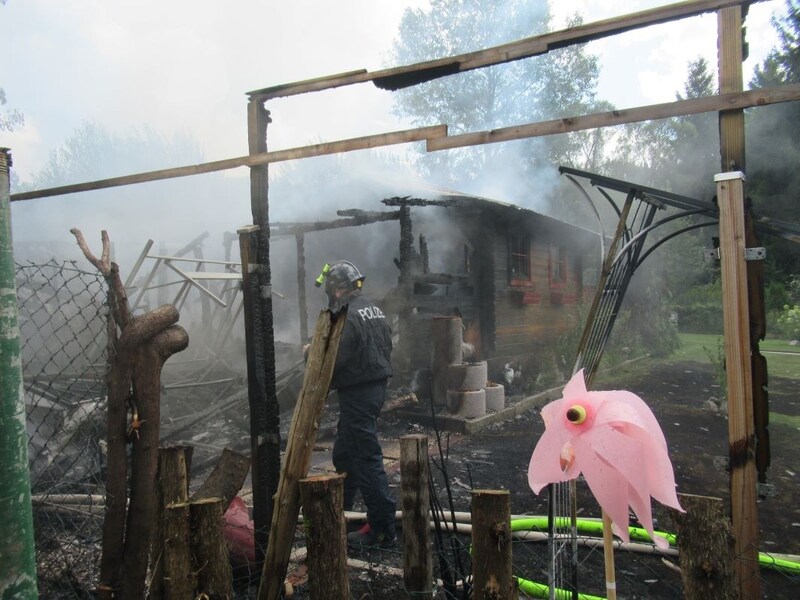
[672,333,800,380]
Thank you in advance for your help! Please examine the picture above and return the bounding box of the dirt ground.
[284,357,800,599]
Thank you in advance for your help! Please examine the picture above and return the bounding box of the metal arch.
[564,174,606,271]
[609,207,714,270]
[634,220,719,270]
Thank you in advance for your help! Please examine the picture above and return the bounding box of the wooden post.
[671,494,736,599]
[245,96,281,567]
[190,498,234,599]
[238,223,275,567]
[257,309,346,600]
[299,474,350,600]
[400,435,433,599]
[471,490,517,600]
[718,5,745,172]
[716,171,760,598]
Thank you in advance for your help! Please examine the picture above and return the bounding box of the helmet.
[320,260,364,312]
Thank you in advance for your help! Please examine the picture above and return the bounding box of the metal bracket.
[745,247,766,261]
[703,247,766,261]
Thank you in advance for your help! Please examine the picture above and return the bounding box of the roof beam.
[247,0,765,99]
[426,85,800,152]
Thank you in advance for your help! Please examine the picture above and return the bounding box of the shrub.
[775,304,800,340]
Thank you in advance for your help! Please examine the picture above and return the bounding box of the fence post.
[400,434,433,598]
[471,489,517,600]
[0,147,39,599]
[299,474,349,599]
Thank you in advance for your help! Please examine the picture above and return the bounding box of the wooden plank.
[716,172,760,598]
[257,309,346,600]
[9,125,448,202]
[248,0,766,99]
[718,5,746,171]
[427,85,800,152]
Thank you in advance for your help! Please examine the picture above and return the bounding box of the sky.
[1,0,786,183]
[0,0,788,270]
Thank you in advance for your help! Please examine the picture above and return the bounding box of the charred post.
[245,98,281,568]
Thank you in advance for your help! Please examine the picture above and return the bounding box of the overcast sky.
[1,0,786,184]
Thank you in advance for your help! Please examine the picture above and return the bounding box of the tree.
[747,0,800,282]
[0,88,24,132]
[387,1,608,199]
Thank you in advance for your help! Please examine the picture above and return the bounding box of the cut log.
[162,501,195,600]
[150,446,193,600]
[299,474,349,600]
[191,498,234,599]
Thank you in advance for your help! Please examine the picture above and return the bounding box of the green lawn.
[673,333,800,380]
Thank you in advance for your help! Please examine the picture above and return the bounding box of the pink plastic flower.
[528,369,683,548]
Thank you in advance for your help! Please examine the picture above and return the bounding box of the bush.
[775,304,800,340]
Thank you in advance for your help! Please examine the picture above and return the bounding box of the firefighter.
[316,260,396,548]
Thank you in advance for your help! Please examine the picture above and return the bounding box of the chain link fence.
[17,260,109,599]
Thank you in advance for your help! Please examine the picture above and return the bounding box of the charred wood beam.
[247,0,766,98]
[383,196,459,207]
[270,210,401,236]
[413,272,471,285]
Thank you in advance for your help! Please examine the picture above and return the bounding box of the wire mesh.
[17,260,109,599]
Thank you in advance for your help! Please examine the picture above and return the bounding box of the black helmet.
[320,260,364,311]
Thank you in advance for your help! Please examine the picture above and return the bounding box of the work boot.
[346,523,395,549]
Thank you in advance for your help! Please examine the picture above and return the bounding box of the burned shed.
[275,189,600,396]
[385,194,600,389]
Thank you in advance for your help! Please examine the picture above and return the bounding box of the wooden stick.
[602,511,617,600]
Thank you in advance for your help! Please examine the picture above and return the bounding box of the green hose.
[510,517,800,575]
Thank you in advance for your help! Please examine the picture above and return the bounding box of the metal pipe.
[0,147,39,599]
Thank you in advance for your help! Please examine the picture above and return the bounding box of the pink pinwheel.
[528,369,683,549]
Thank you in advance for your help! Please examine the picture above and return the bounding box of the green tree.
[0,88,24,132]
[747,0,800,282]
[388,1,608,192]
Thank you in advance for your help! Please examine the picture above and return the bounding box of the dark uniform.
[330,292,396,541]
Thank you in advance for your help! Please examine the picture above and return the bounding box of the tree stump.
[671,493,736,600]
[299,474,349,600]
